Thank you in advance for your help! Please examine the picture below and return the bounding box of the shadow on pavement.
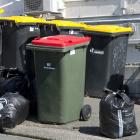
[27,116,39,123]
[79,126,102,137]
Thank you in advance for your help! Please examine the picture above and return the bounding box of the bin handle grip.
[47,38,73,43]
[34,37,40,40]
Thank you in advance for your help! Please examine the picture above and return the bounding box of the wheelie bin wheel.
[80,104,92,121]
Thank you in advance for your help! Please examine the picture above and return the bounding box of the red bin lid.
[32,35,91,48]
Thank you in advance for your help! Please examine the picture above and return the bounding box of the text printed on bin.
[44,63,55,70]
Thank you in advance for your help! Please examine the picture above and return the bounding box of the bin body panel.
[85,35,128,97]
[59,28,83,37]
[0,28,2,65]
[2,25,40,70]
[33,47,86,123]
[39,24,83,37]
[39,24,59,37]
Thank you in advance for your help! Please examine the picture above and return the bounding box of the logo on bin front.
[44,63,55,70]
[90,48,104,55]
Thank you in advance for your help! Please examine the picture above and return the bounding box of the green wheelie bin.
[82,25,133,98]
[26,35,91,124]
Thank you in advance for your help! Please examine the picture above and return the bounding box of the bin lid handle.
[34,37,40,40]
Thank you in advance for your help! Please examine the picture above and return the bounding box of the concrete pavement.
[0,134,38,140]
[3,97,140,140]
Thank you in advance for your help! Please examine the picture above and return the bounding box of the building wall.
[64,0,140,18]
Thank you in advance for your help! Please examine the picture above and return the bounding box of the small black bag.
[100,89,137,138]
[0,67,29,96]
[0,92,29,129]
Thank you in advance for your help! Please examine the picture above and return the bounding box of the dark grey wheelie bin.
[50,20,86,36]
[82,25,133,98]
[0,16,55,70]
[0,18,15,65]
[0,16,55,115]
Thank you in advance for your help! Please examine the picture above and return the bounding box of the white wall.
[63,0,140,18]
[127,0,140,14]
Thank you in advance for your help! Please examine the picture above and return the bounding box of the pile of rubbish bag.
[0,67,29,130]
[0,67,138,140]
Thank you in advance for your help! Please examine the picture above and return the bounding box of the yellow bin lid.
[51,20,86,28]
[1,16,38,24]
[37,18,55,24]
[0,16,54,25]
[83,25,133,34]
[0,17,15,25]
[0,17,14,21]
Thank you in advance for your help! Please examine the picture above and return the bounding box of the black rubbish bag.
[100,89,137,138]
[0,67,29,96]
[0,92,29,129]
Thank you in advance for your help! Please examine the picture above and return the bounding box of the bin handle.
[47,38,73,43]
[47,38,62,41]
[34,37,40,40]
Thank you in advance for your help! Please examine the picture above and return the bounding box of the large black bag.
[0,92,29,129]
[100,89,137,138]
